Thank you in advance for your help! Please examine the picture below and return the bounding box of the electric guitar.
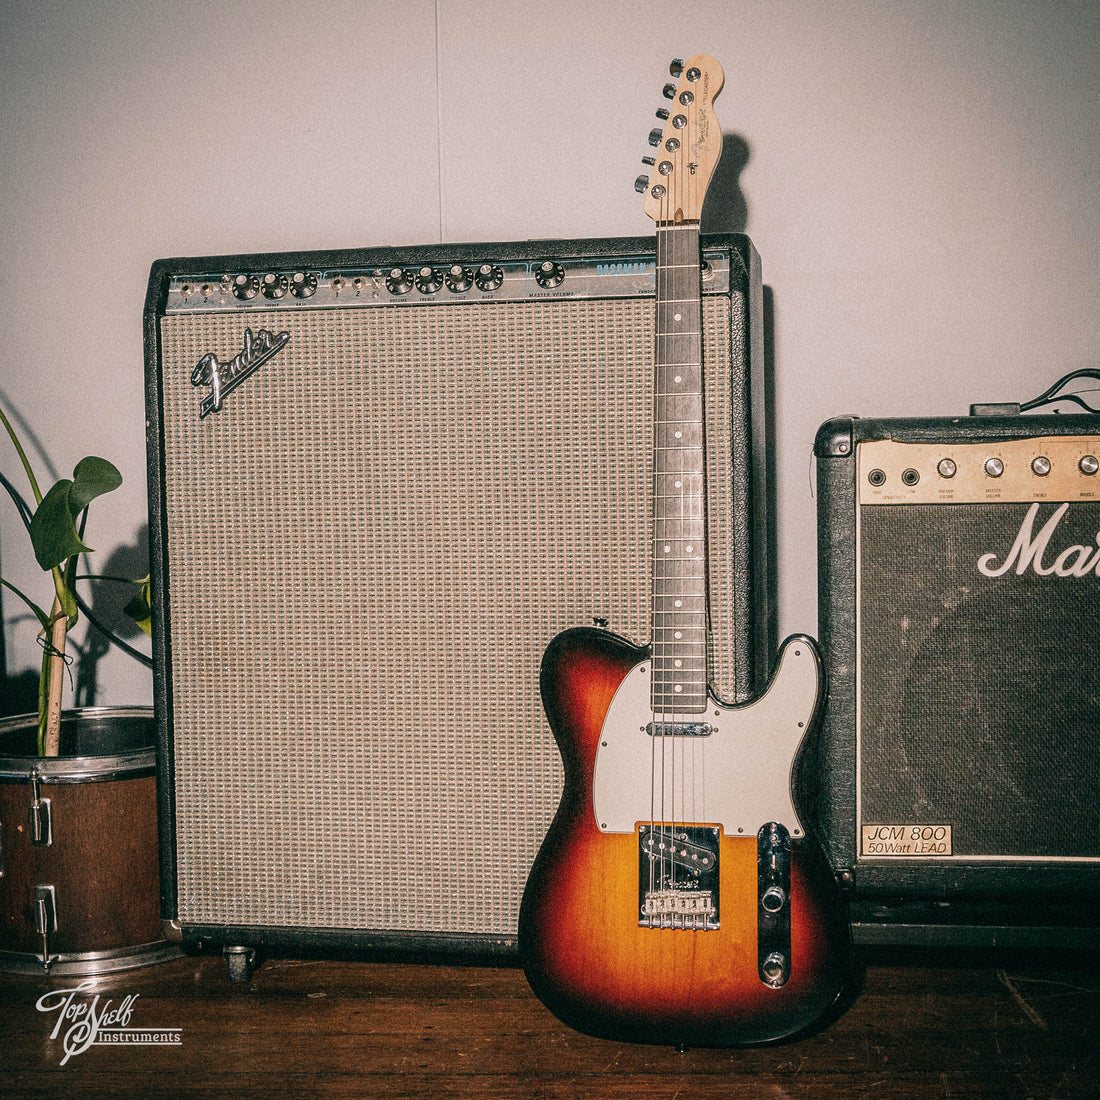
[518,55,849,1047]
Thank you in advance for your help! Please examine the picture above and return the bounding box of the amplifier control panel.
[858,436,1100,504]
[164,251,730,314]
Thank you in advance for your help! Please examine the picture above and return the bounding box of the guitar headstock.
[636,55,724,225]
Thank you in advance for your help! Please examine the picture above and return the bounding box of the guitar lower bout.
[518,626,850,1047]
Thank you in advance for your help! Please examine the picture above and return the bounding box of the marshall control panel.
[163,251,731,314]
[858,436,1100,505]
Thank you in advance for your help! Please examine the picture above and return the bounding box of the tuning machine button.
[474,264,504,292]
[385,268,414,295]
[662,82,677,99]
[445,264,474,292]
[232,273,260,301]
[415,266,444,294]
[534,261,565,289]
[634,175,651,193]
[669,59,684,78]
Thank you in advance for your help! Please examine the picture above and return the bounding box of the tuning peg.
[655,107,670,121]
[634,175,650,194]
[648,128,663,147]
[663,82,677,99]
[669,58,683,78]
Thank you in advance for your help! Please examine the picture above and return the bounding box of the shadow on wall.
[701,133,750,236]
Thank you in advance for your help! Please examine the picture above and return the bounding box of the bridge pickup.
[638,824,720,930]
[644,721,715,738]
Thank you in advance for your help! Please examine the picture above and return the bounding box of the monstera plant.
[0,405,150,755]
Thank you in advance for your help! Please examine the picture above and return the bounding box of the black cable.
[1020,368,1100,414]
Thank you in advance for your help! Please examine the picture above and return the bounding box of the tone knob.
[1081,454,1099,476]
[289,272,317,299]
[261,273,288,299]
[415,266,444,294]
[445,264,473,292]
[231,273,260,300]
[385,267,414,295]
[535,261,565,289]
[1031,456,1052,477]
[985,457,1005,478]
[474,264,504,292]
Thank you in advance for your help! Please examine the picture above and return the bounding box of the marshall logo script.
[191,326,290,418]
[978,502,1100,578]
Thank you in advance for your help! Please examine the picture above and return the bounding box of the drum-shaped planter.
[0,707,177,974]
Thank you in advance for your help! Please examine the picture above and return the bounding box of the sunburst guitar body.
[518,55,850,1047]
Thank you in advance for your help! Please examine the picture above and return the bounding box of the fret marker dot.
[674,375,682,383]
[664,544,671,553]
[674,685,683,693]
[686,545,693,554]
[674,480,682,488]
[674,599,682,607]
[674,312,682,321]
[674,631,682,639]
[674,430,682,439]
[674,659,682,667]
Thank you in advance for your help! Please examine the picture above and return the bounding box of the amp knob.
[534,260,565,289]
[415,266,444,294]
[474,264,504,292]
[385,268,414,295]
[445,264,474,292]
[232,273,260,300]
[290,272,318,299]
[261,273,288,299]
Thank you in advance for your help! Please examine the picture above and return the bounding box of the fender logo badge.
[191,326,290,418]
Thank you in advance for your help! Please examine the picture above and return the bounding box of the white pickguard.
[591,636,821,837]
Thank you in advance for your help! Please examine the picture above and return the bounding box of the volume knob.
[534,260,565,289]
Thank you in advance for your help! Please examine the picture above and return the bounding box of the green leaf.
[0,576,51,629]
[27,458,122,571]
[29,480,88,569]
[70,456,123,512]
[124,575,152,636]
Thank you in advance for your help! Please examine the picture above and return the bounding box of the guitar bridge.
[638,825,720,930]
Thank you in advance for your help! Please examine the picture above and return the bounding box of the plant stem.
[42,595,67,756]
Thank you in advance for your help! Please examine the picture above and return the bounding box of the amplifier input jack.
[867,469,886,487]
[901,468,920,487]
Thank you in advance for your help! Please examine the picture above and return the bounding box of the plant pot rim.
[0,705,155,781]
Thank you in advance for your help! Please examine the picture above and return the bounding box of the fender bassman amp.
[144,234,771,973]
[815,411,1100,946]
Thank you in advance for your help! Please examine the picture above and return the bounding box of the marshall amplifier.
[814,411,1100,946]
[144,233,771,972]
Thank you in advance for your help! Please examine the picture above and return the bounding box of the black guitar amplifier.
[144,234,770,970]
[814,411,1100,946]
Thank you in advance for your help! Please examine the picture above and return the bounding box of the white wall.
[2,0,1098,708]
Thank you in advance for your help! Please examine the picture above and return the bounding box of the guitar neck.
[651,222,708,715]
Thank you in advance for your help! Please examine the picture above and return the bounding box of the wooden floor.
[1,947,1097,1098]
